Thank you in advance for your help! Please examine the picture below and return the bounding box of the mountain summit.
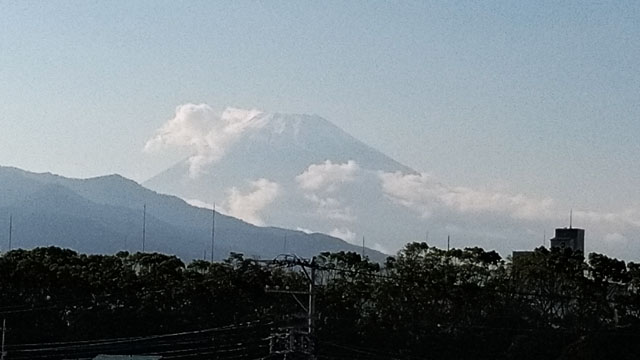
[144,111,413,192]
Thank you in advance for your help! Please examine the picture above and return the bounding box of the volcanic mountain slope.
[143,110,428,254]
[144,113,414,199]
[0,166,387,261]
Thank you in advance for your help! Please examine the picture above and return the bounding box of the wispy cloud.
[225,178,279,226]
[329,227,356,243]
[371,242,392,255]
[184,198,215,210]
[144,103,265,178]
[377,170,640,258]
[304,194,356,222]
[296,160,359,192]
[573,209,640,228]
[378,171,555,220]
[604,232,628,244]
[296,227,315,234]
[297,160,359,223]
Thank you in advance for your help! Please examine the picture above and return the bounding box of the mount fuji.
[143,108,424,255]
[143,105,528,256]
[143,105,617,258]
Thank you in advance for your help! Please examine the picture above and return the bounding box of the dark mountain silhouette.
[0,166,386,261]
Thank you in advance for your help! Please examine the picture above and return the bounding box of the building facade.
[550,227,585,253]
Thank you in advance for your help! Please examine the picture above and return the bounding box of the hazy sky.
[2,1,640,226]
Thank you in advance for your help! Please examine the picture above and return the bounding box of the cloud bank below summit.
[378,171,556,221]
[297,160,359,224]
[296,160,359,192]
[226,178,279,226]
[186,178,280,226]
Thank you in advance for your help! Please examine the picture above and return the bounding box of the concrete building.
[550,227,585,253]
[512,225,586,263]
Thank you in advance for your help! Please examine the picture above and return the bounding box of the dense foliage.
[1,244,640,359]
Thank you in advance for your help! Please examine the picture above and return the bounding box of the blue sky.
[1,1,640,229]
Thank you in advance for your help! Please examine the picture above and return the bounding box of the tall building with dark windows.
[550,227,585,253]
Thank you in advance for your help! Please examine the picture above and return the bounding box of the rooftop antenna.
[211,202,216,262]
[142,204,146,253]
[569,209,573,229]
[8,215,12,251]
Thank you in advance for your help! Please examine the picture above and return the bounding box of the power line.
[7,320,275,360]
[8,320,273,349]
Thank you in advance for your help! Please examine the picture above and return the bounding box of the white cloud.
[296,160,359,192]
[378,171,555,220]
[225,178,279,226]
[296,227,315,234]
[573,209,640,228]
[184,198,230,218]
[371,242,392,255]
[304,194,356,222]
[329,227,356,243]
[604,232,628,244]
[296,160,359,223]
[185,198,214,210]
[376,170,640,258]
[144,104,265,178]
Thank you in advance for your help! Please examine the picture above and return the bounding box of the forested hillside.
[1,244,639,359]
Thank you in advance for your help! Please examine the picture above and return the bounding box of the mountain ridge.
[0,165,387,261]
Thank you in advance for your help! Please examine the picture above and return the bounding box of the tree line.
[1,244,640,359]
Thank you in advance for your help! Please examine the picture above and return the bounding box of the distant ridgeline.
[0,243,639,360]
[0,165,387,262]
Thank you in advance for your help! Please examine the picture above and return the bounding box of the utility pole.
[447,235,450,251]
[2,318,7,360]
[361,236,365,259]
[283,235,287,253]
[142,204,146,253]
[261,255,317,359]
[308,264,316,336]
[8,215,12,251]
[211,203,216,262]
